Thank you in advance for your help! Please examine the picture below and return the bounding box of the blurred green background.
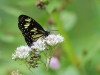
[0,0,100,75]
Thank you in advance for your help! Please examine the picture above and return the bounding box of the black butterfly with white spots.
[18,15,50,47]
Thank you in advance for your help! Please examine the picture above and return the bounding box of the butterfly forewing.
[18,15,50,46]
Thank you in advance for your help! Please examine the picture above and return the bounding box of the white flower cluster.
[12,46,31,59]
[31,34,64,50]
[45,34,64,46]
[31,39,46,51]
[12,34,64,59]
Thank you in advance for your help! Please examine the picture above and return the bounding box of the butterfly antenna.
[50,30,59,32]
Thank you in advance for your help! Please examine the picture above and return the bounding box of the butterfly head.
[44,31,50,37]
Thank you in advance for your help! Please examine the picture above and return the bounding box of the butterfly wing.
[18,15,49,46]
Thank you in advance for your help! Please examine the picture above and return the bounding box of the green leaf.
[0,32,15,43]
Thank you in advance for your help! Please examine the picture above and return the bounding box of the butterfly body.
[18,15,50,47]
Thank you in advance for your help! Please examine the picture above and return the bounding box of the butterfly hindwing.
[18,15,50,46]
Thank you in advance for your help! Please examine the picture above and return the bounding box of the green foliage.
[0,0,100,75]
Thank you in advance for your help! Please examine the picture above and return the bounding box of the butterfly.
[18,14,50,47]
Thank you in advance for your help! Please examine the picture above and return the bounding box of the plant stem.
[29,68,36,75]
[52,11,80,71]
[25,61,36,75]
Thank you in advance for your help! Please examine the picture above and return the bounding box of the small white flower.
[11,70,22,75]
[12,46,31,59]
[31,39,46,51]
[45,34,64,46]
